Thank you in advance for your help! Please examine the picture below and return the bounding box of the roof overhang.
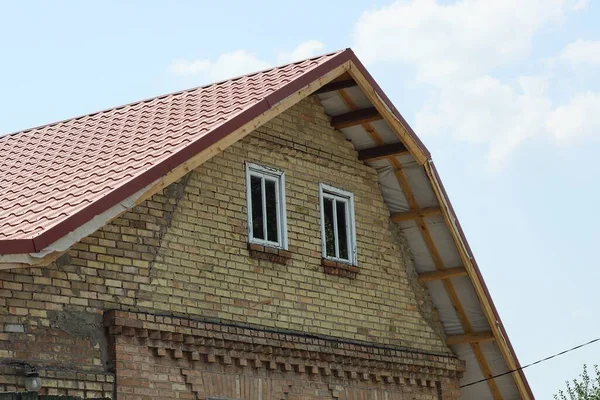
[315,54,534,399]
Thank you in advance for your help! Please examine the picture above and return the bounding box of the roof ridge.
[0,49,347,139]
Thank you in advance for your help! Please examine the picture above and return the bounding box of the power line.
[460,336,600,389]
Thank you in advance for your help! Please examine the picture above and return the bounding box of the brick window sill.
[248,243,292,265]
[322,259,359,278]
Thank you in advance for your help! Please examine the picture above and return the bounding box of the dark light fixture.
[24,364,42,392]
[6,362,42,392]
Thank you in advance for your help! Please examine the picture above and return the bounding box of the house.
[0,49,533,399]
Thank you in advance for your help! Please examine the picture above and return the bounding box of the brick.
[247,243,264,252]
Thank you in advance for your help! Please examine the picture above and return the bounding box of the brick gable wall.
[0,98,461,399]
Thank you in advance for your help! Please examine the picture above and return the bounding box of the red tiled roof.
[0,50,350,254]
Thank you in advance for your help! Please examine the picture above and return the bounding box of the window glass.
[323,197,335,257]
[246,164,287,249]
[250,175,264,240]
[265,179,278,242]
[336,200,348,260]
[319,184,356,265]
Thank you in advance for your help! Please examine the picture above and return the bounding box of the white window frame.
[245,163,287,249]
[319,183,357,265]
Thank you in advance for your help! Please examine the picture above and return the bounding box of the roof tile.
[0,51,345,248]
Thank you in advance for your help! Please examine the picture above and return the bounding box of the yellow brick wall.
[0,97,453,396]
[137,97,448,352]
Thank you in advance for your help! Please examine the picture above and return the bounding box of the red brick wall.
[107,311,463,400]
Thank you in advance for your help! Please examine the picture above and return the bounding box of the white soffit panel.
[403,162,439,209]
[377,165,409,212]
[317,93,349,116]
[343,86,372,108]
[344,126,375,150]
[396,153,414,165]
[368,159,390,170]
[451,276,490,332]
[425,217,463,267]
[454,343,492,400]
[426,280,465,335]
[369,119,399,144]
[480,341,522,400]
[400,222,435,272]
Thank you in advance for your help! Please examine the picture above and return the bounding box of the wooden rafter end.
[331,107,382,130]
[417,267,468,284]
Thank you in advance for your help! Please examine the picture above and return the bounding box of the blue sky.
[1,1,599,397]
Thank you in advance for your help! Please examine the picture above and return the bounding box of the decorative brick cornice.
[104,310,464,388]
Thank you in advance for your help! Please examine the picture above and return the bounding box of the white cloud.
[560,39,600,66]
[352,0,600,169]
[415,75,552,170]
[353,0,566,84]
[572,0,589,10]
[168,50,271,83]
[415,73,600,169]
[168,40,326,84]
[548,92,600,143]
[277,40,325,64]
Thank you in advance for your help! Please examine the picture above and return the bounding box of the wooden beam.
[358,142,409,162]
[314,79,357,95]
[417,267,468,284]
[330,107,382,130]
[391,207,441,222]
[446,331,495,346]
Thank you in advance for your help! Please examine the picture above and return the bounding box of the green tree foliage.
[554,364,600,400]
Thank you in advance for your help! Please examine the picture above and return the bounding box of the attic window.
[245,163,287,249]
[319,184,357,265]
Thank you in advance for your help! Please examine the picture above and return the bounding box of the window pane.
[336,200,348,260]
[250,175,264,239]
[323,198,335,257]
[265,179,278,242]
